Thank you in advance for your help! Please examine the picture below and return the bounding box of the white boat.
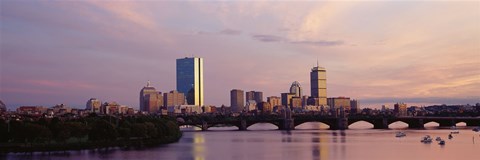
[439,140,446,145]
[395,132,406,137]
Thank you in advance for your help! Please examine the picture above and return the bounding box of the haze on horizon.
[1,1,479,110]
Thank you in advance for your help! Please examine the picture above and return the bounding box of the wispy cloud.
[252,34,344,46]
[251,34,285,42]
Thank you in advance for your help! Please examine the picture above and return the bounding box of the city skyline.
[1,1,479,109]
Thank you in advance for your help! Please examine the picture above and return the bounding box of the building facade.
[310,65,327,105]
[394,102,408,116]
[176,57,204,106]
[139,81,163,113]
[246,91,263,103]
[290,81,302,97]
[86,98,102,113]
[164,90,186,107]
[267,96,281,108]
[327,97,351,112]
[230,89,245,113]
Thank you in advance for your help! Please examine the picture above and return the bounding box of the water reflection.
[192,132,205,160]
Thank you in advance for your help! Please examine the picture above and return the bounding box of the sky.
[1,0,479,110]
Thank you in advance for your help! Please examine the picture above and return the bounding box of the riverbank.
[0,115,182,153]
[1,134,181,153]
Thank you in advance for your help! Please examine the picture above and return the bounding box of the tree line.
[0,114,182,153]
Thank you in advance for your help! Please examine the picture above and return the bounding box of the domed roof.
[291,81,301,87]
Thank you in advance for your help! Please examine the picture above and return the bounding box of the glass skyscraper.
[176,57,204,106]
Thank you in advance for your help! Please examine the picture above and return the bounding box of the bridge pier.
[280,118,295,130]
[439,119,456,127]
[239,119,247,131]
[373,118,389,129]
[331,118,348,130]
[408,119,425,129]
[201,121,208,131]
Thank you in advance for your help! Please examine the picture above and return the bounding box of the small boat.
[450,126,457,130]
[472,127,480,132]
[451,130,460,134]
[448,134,453,139]
[435,137,442,141]
[439,140,446,145]
[421,135,433,143]
[395,132,406,137]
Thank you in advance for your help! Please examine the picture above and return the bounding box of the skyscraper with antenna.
[310,62,327,105]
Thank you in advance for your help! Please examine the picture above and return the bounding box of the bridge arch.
[295,121,332,130]
[424,121,440,128]
[208,123,240,130]
[388,121,409,129]
[348,120,374,129]
[179,124,203,131]
[246,122,279,130]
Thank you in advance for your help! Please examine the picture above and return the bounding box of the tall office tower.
[289,81,302,97]
[163,90,186,107]
[310,64,327,105]
[177,57,204,106]
[230,89,245,113]
[246,91,255,102]
[246,91,263,103]
[139,81,162,112]
[254,92,263,103]
[86,98,102,113]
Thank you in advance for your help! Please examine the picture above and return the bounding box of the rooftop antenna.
[147,80,151,87]
[316,57,319,67]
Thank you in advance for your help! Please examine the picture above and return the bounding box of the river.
[5,122,480,160]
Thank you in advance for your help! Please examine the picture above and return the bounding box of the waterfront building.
[140,81,163,112]
[246,91,263,103]
[163,90,186,107]
[267,96,281,108]
[230,89,245,113]
[327,97,351,113]
[310,64,327,105]
[281,93,296,108]
[176,57,204,106]
[257,102,272,113]
[102,102,120,115]
[86,98,102,113]
[246,100,257,111]
[290,81,302,97]
[394,102,408,116]
[291,97,302,109]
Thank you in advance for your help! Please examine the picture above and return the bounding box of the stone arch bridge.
[178,115,480,131]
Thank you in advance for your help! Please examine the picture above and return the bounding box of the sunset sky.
[1,1,479,109]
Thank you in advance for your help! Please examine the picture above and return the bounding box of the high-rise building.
[350,99,359,113]
[394,102,407,116]
[176,57,204,106]
[140,81,163,113]
[310,64,327,105]
[290,81,302,97]
[290,97,302,109]
[163,90,186,107]
[246,91,263,103]
[86,98,102,113]
[257,102,272,113]
[230,89,245,113]
[267,96,281,108]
